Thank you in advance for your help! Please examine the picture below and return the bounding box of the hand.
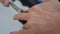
[11,0,60,34]
[0,0,9,6]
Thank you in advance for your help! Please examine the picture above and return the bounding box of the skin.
[13,0,60,34]
[0,0,60,34]
[0,0,9,6]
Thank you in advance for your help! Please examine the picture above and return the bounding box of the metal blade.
[9,2,22,13]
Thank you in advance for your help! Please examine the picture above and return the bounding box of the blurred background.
[0,0,28,34]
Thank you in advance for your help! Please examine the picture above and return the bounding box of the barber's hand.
[0,0,9,6]
[11,0,60,34]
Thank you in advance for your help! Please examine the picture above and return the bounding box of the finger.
[10,31,19,34]
[0,0,9,7]
[14,13,29,20]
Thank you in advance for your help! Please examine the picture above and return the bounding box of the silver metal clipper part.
[9,2,27,25]
[9,2,22,13]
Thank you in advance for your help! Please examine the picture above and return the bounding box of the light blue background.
[0,1,28,34]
